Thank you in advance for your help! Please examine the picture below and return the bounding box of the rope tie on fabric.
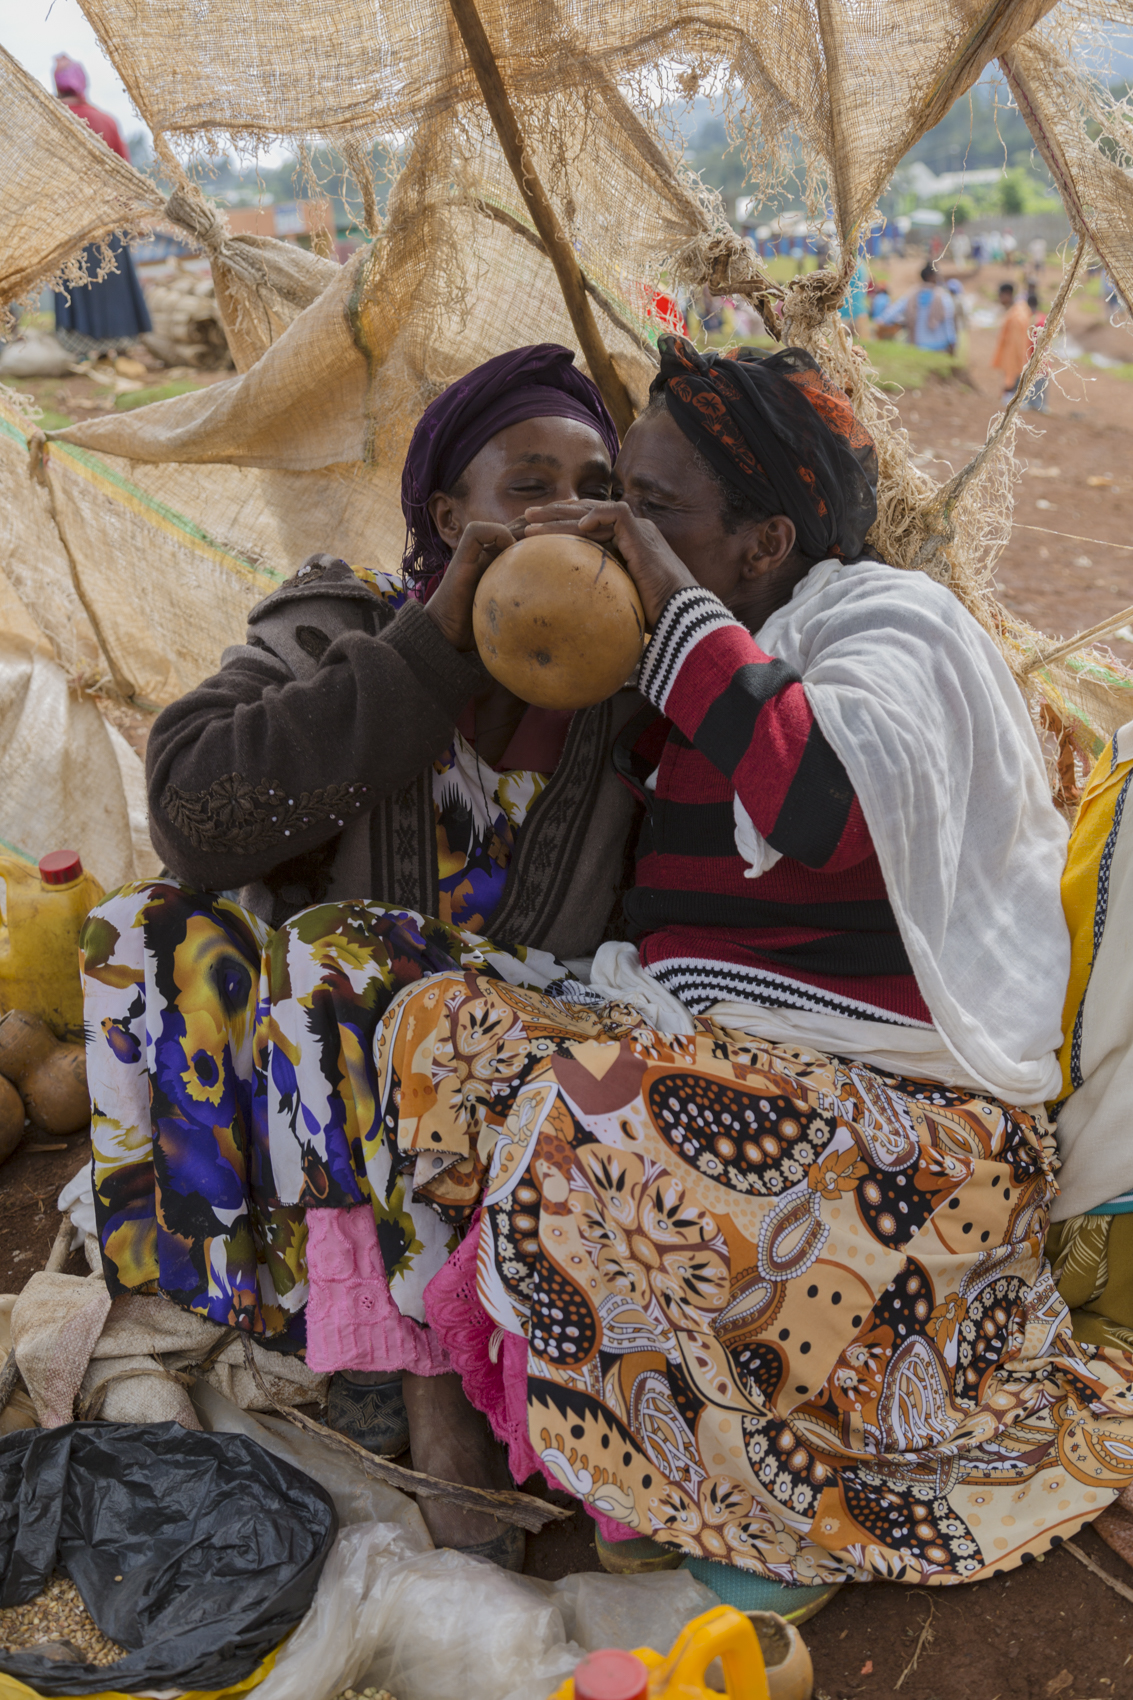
[162,184,270,290]
[781,248,860,340]
[668,226,784,340]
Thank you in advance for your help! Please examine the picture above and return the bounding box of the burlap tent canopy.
[2,0,1133,885]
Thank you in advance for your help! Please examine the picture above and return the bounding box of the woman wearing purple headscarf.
[83,346,643,1567]
[51,55,152,358]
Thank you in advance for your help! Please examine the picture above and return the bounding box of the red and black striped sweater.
[618,584,932,1027]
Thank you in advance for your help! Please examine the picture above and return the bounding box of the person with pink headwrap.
[51,55,152,357]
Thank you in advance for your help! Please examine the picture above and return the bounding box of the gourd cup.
[472,534,645,710]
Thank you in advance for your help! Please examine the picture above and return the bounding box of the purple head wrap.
[400,344,619,588]
[54,55,89,98]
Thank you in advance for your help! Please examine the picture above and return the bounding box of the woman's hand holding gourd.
[522,500,696,627]
[424,519,522,651]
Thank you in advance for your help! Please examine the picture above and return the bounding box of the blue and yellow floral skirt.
[80,879,547,1340]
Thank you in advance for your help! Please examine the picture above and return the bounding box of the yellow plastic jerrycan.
[0,851,104,1039]
[551,1606,770,1700]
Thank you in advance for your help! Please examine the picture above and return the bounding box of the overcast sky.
[7,2,1133,164]
[1,0,147,137]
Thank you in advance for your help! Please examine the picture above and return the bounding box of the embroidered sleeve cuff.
[639,586,743,714]
[379,598,491,714]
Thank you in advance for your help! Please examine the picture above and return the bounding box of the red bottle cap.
[573,1650,649,1700]
[39,851,83,886]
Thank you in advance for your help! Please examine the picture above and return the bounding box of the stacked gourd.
[0,1013,89,1163]
[0,849,99,1165]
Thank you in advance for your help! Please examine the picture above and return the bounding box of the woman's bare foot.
[402,1371,517,1550]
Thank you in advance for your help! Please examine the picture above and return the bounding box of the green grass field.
[867,339,966,391]
[116,379,201,411]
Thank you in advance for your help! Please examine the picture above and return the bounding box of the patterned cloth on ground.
[371,969,1133,1585]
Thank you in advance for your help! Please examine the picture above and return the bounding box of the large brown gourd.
[0,1010,89,1136]
[472,535,645,710]
[0,1075,23,1164]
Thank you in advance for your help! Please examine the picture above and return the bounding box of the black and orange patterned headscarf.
[650,336,878,562]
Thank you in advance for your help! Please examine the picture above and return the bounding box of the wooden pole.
[446,0,636,438]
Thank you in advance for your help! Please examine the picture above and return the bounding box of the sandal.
[595,1531,685,1575]
[448,1524,527,1572]
[679,1556,842,1626]
[327,1370,410,1457]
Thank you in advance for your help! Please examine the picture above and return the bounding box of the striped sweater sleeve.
[638,585,871,871]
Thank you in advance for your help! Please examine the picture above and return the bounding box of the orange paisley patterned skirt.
[375,971,1133,1585]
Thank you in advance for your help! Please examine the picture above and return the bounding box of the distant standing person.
[991,280,1033,407]
[1024,290,1050,413]
[905,263,956,354]
[946,276,967,340]
[52,55,152,360]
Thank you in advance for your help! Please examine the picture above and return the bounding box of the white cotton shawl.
[727,556,1068,1104]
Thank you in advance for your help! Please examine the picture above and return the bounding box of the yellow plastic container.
[0,851,104,1040]
[551,1606,771,1700]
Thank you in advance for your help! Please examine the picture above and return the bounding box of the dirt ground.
[877,253,1133,675]
[519,1490,1133,1698]
[0,1133,92,1293]
[6,256,1133,1697]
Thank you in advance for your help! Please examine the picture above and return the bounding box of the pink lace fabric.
[305,1206,452,1376]
[423,1212,635,1542]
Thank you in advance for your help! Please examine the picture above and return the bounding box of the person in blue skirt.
[52,55,152,359]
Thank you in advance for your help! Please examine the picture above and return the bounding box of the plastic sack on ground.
[241,1512,718,1700]
[192,1383,436,1700]
[352,1553,721,1700]
[552,1570,721,1658]
[352,1549,579,1700]
[191,1380,431,1539]
[247,1521,436,1700]
[0,1422,336,1696]
[190,1387,718,1700]
[0,1646,280,1700]
[256,1547,720,1700]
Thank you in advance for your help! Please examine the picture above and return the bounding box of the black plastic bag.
[0,1421,337,1695]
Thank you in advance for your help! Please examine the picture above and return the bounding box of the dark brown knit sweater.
[146,557,644,953]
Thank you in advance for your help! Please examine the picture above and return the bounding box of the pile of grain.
[0,1573,126,1668]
